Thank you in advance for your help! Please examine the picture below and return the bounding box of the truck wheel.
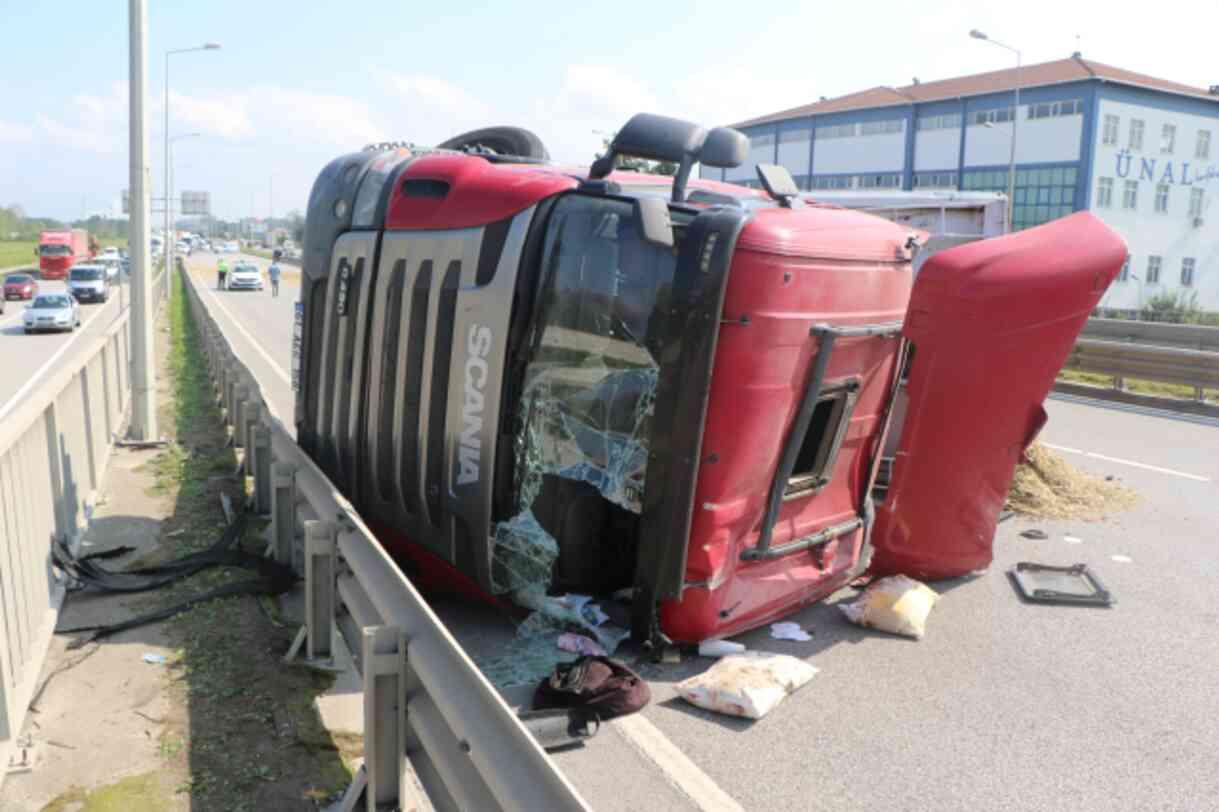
[437,126,550,162]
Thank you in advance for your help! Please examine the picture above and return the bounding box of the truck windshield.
[70,268,103,281]
[490,193,678,598]
[40,244,71,256]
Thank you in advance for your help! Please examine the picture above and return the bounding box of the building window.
[811,175,853,190]
[1189,188,1205,219]
[973,107,1014,125]
[1096,177,1114,208]
[815,123,857,139]
[913,171,958,189]
[963,164,1078,229]
[1155,184,1170,213]
[859,119,904,136]
[1197,130,1212,160]
[1129,119,1145,151]
[1181,257,1196,287]
[917,113,961,131]
[857,173,901,188]
[1102,114,1120,145]
[1160,124,1176,154]
[1146,255,1162,284]
[1028,99,1083,120]
[1123,180,1139,210]
[1118,256,1131,281]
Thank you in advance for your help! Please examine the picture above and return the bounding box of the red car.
[2,273,38,314]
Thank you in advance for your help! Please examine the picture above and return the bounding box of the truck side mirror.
[634,196,674,249]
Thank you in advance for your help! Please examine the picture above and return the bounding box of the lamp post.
[164,42,219,286]
[128,0,156,441]
[970,29,1021,233]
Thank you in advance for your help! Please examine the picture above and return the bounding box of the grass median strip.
[59,271,358,810]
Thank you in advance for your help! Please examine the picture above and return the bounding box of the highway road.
[0,272,130,422]
[184,252,1219,811]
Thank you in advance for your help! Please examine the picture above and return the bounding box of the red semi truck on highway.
[38,228,92,280]
[295,113,1125,646]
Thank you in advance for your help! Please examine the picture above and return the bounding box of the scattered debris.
[698,639,746,658]
[582,603,610,627]
[142,653,168,665]
[838,575,939,640]
[533,656,651,722]
[220,492,235,525]
[1008,562,1114,607]
[769,622,813,642]
[557,633,607,657]
[1111,554,1133,564]
[1008,443,1138,520]
[676,652,817,720]
[1020,529,1049,540]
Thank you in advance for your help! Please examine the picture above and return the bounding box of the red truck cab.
[295,114,1126,645]
[38,228,91,280]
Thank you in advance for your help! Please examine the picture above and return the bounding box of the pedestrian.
[217,258,228,290]
[268,260,281,297]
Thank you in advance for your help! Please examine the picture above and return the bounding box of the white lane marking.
[0,292,121,421]
[1064,535,1083,544]
[613,713,745,812]
[1041,442,1210,483]
[193,271,292,385]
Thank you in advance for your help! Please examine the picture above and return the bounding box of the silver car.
[23,293,81,334]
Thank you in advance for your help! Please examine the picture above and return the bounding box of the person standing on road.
[268,260,282,297]
[217,258,228,290]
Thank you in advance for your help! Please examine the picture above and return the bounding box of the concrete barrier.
[0,271,165,782]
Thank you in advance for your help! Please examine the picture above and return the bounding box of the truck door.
[870,212,1126,579]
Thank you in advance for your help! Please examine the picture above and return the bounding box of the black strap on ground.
[54,511,298,648]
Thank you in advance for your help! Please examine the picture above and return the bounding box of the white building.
[707,56,1219,312]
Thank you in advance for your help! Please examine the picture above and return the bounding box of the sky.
[2,0,1217,222]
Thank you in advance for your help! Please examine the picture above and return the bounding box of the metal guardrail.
[1059,318,1219,413]
[178,268,588,811]
[0,269,166,783]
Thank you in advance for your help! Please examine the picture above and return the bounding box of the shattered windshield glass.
[490,193,677,601]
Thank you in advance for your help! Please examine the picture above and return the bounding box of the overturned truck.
[296,114,1125,646]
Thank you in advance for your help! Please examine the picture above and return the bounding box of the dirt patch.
[1007,442,1138,520]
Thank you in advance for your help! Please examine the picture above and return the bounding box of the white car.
[100,246,121,260]
[226,262,264,291]
[222,240,240,253]
[24,293,81,334]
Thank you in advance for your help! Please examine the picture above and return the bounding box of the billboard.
[181,190,211,216]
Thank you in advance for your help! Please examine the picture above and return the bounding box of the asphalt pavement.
[0,275,130,421]
[183,252,1219,811]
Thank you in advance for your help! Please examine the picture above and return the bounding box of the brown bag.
[532,656,651,722]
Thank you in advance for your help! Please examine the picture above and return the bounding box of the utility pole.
[128,0,157,440]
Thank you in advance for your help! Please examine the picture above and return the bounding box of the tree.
[597,135,678,176]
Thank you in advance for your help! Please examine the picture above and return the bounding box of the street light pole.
[970,29,1021,233]
[128,0,156,441]
[164,42,219,292]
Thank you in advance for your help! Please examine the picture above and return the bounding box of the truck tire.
[437,126,550,162]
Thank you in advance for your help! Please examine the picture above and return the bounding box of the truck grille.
[304,210,535,587]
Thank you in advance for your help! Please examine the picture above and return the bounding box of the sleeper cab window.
[784,380,860,499]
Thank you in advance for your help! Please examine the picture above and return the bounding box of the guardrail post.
[1113,375,1125,391]
[283,520,338,670]
[363,625,407,809]
[253,425,272,515]
[271,463,297,566]
[224,363,238,420]
[234,385,250,447]
[243,399,261,470]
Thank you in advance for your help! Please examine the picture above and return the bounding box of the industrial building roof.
[733,56,1219,128]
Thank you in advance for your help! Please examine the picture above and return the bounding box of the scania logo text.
[457,324,492,486]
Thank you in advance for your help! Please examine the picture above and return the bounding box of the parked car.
[23,293,80,333]
[3,273,39,314]
[67,264,110,303]
[226,261,264,291]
